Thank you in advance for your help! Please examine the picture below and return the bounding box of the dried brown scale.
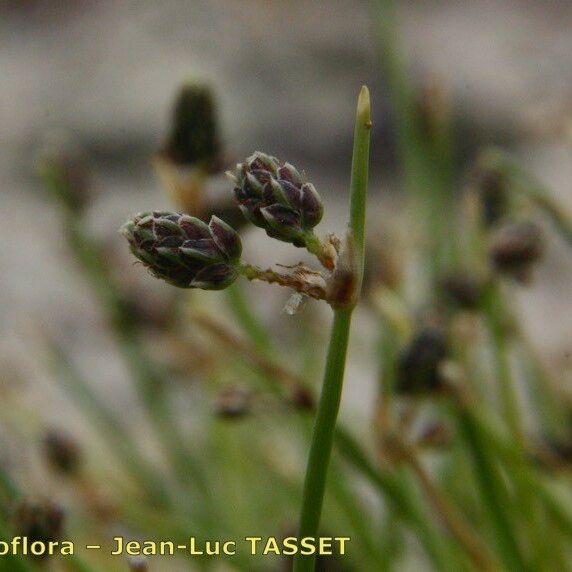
[325,232,359,310]
[326,266,357,310]
[242,266,327,301]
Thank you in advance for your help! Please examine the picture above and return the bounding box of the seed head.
[43,430,81,477]
[230,152,323,246]
[489,220,544,281]
[396,327,448,395]
[121,211,241,290]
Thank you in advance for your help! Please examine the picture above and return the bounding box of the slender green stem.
[293,86,371,572]
[348,88,372,290]
[476,405,572,532]
[371,0,458,289]
[304,232,335,269]
[482,282,548,559]
[195,312,465,567]
[294,309,352,572]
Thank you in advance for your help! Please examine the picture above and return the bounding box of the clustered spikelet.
[123,152,340,302]
[230,152,323,247]
[121,212,242,290]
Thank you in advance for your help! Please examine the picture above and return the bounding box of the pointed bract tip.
[357,85,371,125]
[225,170,238,184]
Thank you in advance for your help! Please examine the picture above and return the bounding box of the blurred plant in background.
[0,1,571,571]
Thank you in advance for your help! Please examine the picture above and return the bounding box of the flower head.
[121,211,241,290]
[230,152,323,246]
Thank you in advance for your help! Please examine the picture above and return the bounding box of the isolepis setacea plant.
[121,86,372,572]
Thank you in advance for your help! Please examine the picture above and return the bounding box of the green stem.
[465,405,571,570]
[294,309,352,572]
[293,86,371,572]
[196,311,462,567]
[371,0,458,290]
[304,232,334,269]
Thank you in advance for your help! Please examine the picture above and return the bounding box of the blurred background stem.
[40,161,207,493]
[371,0,458,293]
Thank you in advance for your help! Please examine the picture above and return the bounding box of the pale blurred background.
[1,0,571,434]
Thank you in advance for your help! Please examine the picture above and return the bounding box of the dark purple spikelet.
[121,211,241,290]
[230,151,323,246]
